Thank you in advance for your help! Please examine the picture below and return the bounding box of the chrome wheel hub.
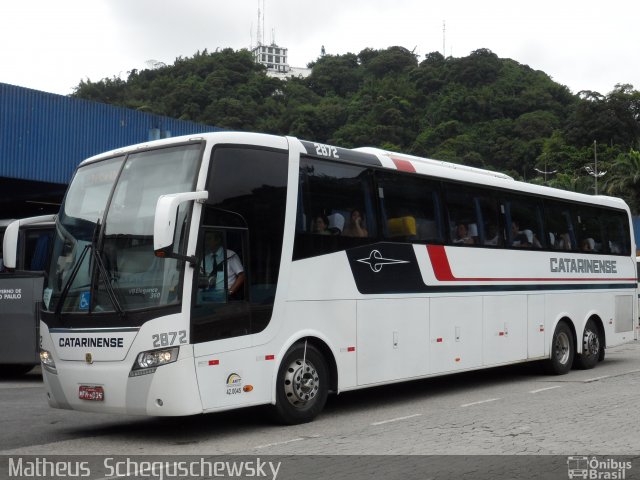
[583,330,600,357]
[283,358,319,408]
[554,331,571,365]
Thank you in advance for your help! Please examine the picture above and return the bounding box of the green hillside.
[72,47,640,211]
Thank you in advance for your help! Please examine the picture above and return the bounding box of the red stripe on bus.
[390,158,416,172]
[426,245,635,282]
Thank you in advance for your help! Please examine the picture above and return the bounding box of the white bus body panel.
[357,298,429,385]
[41,314,202,416]
[429,297,483,373]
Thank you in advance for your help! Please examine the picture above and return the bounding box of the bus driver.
[203,232,245,300]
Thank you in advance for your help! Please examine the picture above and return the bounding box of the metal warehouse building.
[0,83,221,218]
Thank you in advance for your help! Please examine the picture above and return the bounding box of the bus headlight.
[40,349,57,374]
[130,347,179,377]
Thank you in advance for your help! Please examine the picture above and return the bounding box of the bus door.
[192,226,261,409]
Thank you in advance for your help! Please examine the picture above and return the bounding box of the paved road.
[1,341,639,456]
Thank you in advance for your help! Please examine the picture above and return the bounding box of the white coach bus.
[37,132,637,424]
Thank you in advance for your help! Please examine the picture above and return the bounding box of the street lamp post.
[534,167,558,185]
[534,157,557,185]
[584,140,607,195]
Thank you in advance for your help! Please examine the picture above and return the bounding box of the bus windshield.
[43,143,202,315]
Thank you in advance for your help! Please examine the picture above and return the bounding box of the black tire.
[271,342,329,425]
[544,322,574,375]
[0,364,34,378]
[574,319,602,370]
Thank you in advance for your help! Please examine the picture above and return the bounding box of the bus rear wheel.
[272,342,328,425]
[544,322,574,375]
[574,319,602,370]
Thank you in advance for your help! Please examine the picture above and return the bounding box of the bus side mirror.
[153,191,208,261]
[2,214,56,269]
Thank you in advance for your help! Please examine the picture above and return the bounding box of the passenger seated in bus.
[554,232,572,250]
[342,209,368,237]
[452,223,474,245]
[327,212,345,235]
[510,221,541,248]
[311,214,330,235]
[484,224,500,246]
[581,237,596,252]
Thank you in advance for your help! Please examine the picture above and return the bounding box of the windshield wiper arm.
[54,219,125,317]
[87,219,125,317]
[90,246,124,317]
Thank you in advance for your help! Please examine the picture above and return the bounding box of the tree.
[605,149,640,212]
[69,47,639,191]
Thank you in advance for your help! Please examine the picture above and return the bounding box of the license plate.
[78,385,104,401]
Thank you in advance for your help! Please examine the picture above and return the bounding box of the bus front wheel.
[574,319,602,370]
[545,322,574,375]
[272,342,329,425]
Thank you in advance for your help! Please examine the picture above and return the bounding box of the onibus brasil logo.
[567,456,632,479]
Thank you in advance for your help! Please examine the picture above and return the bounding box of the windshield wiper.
[90,243,124,317]
[54,220,125,317]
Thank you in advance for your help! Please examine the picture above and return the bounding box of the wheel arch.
[271,332,338,403]
[553,316,577,357]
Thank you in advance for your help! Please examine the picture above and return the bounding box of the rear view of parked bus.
[1,215,55,376]
[39,132,636,424]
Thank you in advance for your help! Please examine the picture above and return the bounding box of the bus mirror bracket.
[153,191,208,263]
[2,214,57,269]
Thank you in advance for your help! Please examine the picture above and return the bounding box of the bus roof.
[76,132,630,213]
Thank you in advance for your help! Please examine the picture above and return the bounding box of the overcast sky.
[2,0,638,97]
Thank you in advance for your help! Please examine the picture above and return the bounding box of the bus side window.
[379,172,442,244]
[503,195,545,249]
[601,211,630,255]
[294,157,376,259]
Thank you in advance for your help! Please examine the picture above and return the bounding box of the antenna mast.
[442,20,446,57]
[256,2,262,46]
[262,0,266,45]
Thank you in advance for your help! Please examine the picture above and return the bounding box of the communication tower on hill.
[250,0,310,79]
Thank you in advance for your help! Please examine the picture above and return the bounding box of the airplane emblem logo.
[357,250,409,273]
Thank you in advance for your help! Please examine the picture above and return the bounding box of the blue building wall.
[0,83,222,185]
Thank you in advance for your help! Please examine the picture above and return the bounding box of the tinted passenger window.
[294,157,376,259]
[378,172,443,243]
[443,186,500,247]
[574,206,604,253]
[601,210,631,255]
[503,195,544,249]
[545,201,577,251]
